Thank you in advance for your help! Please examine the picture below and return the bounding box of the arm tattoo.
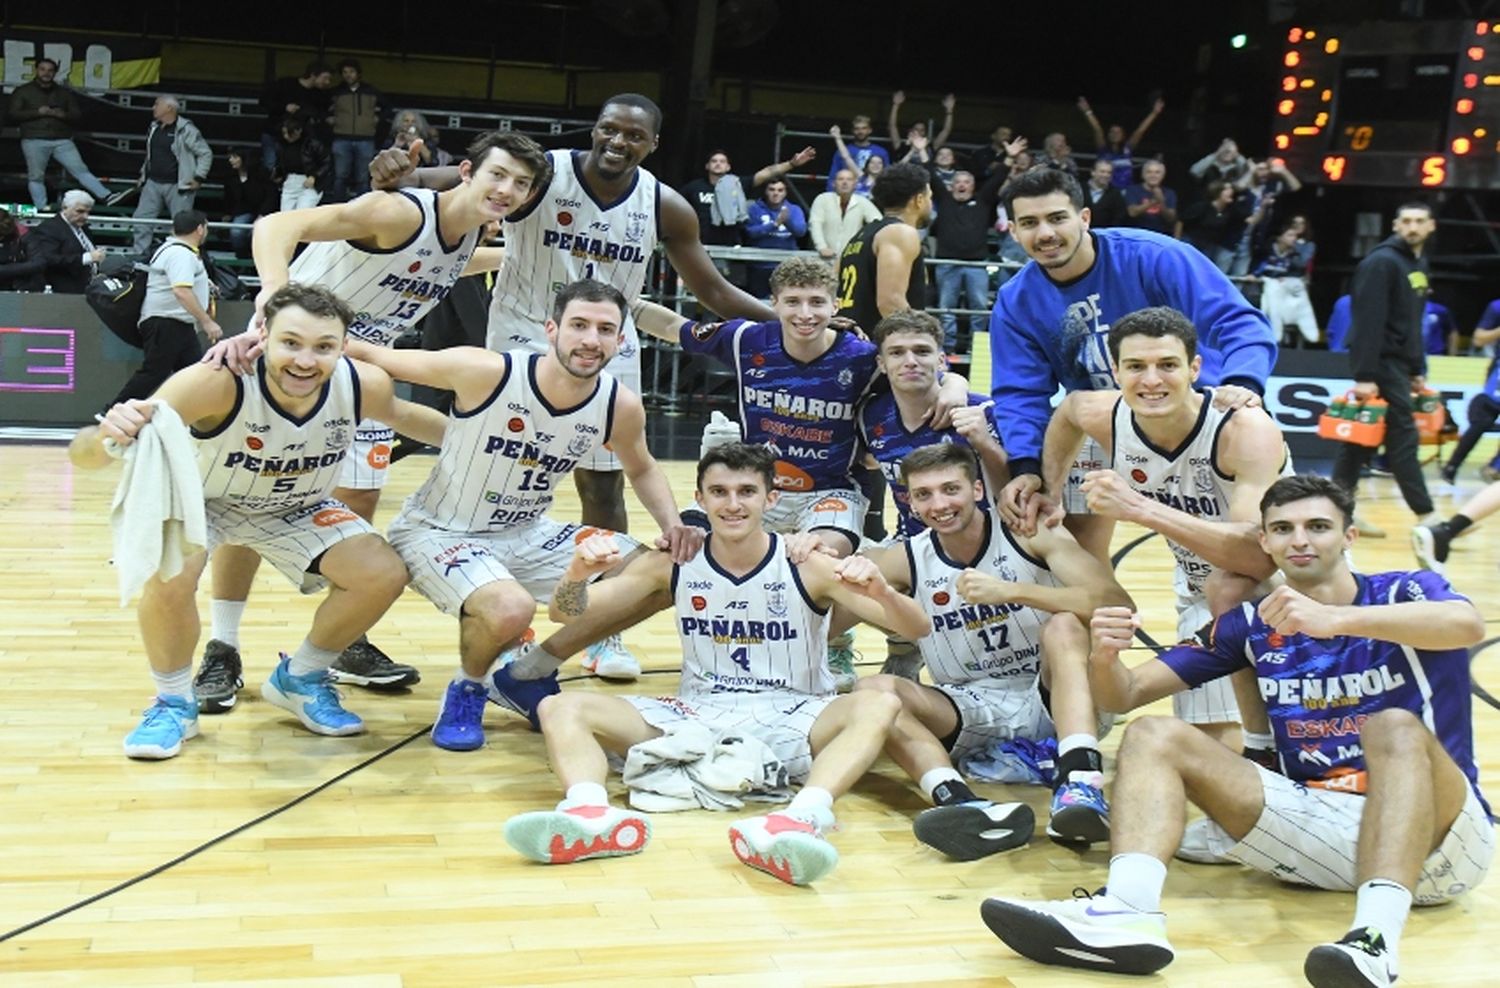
[554,578,589,617]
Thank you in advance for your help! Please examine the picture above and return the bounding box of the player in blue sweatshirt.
[989,168,1276,557]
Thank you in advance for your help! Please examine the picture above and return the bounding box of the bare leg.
[331,485,381,524]
[854,675,959,782]
[305,534,408,651]
[804,689,903,797]
[534,692,662,789]
[210,543,260,600]
[573,468,629,533]
[457,581,536,677]
[138,552,209,674]
[1037,612,1097,739]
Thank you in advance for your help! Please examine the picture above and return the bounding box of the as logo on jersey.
[246,436,263,451]
[933,591,951,606]
[1192,467,1216,494]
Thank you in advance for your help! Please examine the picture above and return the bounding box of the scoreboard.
[1273,20,1500,189]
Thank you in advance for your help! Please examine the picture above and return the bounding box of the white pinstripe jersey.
[486,149,658,351]
[195,357,360,512]
[287,188,481,347]
[672,535,834,698]
[905,512,1058,687]
[397,351,618,531]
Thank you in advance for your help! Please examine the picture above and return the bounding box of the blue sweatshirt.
[988,227,1277,477]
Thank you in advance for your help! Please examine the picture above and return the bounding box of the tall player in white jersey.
[69,284,446,760]
[847,444,1132,855]
[372,94,780,538]
[345,280,702,750]
[500,444,931,886]
[1036,307,1289,751]
[198,131,548,704]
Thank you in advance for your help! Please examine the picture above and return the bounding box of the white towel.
[107,402,207,606]
[622,721,791,812]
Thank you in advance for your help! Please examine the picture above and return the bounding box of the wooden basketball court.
[1,444,1495,986]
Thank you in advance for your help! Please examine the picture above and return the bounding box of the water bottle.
[1328,396,1347,420]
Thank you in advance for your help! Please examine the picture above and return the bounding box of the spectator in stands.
[328,58,384,201]
[272,114,332,211]
[425,127,455,167]
[970,125,1015,181]
[221,149,274,258]
[1040,132,1078,176]
[1124,159,1179,237]
[260,60,333,173]
[1255,221,1319,346]
[0,208,46,290]
[929,146,959,189]
[391,109,444,165]
[130,96,213,256]
[1080,158,1127,229]
[28,190,106,293]
[809,167,880,260]
[8,56,112,210]
[928,162,1006,351]
[743,180,808,299]
[888,90,955,163]
[111,210,221,406]
[831,127,888,198]
[826,114,890,190]
[1190,137,1251,188]
[1286,212,1316,270]
[1076,95,1165,189]
[1238,157,1302,272]
[680,147,815,252]
[1179,180,1248,271]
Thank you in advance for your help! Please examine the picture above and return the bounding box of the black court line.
[1110,531,1168,653]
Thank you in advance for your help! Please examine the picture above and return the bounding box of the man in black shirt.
[835,162,931,335]
[130,96,212,255]
[1080,159,1128,229]
[260,61,333,172]
[930,166,1006,354]
[678,147,815,288]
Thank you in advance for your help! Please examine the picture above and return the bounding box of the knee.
[853,673,905,698]
[363,542,411,601]
[1040,612,1088,661]
[1119,715,1194,760]
[467,587,537,644]
[535,691,584,732]
[848,686,904,726]
[1360,708,1428,756]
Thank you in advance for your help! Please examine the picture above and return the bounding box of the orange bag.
[1317,391,1387,447]
[1413,388,1446,445]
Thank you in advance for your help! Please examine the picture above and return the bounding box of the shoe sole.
[1409,528,1444,575]
[260,680,364,736]
[913,803,1036,860]
[581,661,640,682]
[979,898,1174,976]
[1303,944,1388,987]
[1046,805,1110,844]
[123,719,199,759]
[728,828,838,885]
[328,668,421,691]
[195,691,239,715]
[504,810,650,864]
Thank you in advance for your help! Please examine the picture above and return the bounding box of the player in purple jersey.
[981,475,1492,987]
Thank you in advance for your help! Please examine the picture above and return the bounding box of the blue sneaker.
[261,655,364,736]
[123,695,199,759]
[1047,780,1111,844]
[489,662,560,732]
[433,679,488,751]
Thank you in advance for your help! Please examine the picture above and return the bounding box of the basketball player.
[990,168,1277,560]
[629,256,970,688]
[70,284,445,759]
[197,131,550,706]
[501,443,931,885]
[1035,307,1288,748]
[981,476,1493,988]
[849,444,1130,854]
[372,94,779,553]
[834,161,931,332]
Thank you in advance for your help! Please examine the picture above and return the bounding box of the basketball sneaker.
[879,639,923,682]
[193,639,243,714]
[1410,522,1451,576]
[827,632,859,692]
[123,695,199,760]
[728,809,839,885]
[581,633,641,680]
[914,801,1035,860]
[1304,927,1396,987]
[262,656,364,736]
[330,637,421,690]
[432,679,489,751]
[699,409,742,459]
[1047,778,1110,844]
[980,889,1175,975]
[504,801,651,864]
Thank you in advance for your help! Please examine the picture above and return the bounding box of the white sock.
[564,782,609,808]
[151,665,193,701]
[287,639,341,677]
[457,666,486,684]
[1105,852,1168,913]
[918,767,965,803]
[1242,730,1274,749]
[209,599,246,649]
[1057,733,1098,756]
[787,786,835,826]
[1352,879,1412,951]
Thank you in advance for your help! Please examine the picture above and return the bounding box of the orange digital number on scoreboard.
[1421,156,1447,187]
[1322,155,1347,181]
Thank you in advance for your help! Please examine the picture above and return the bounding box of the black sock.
[1054,746,1102,785]
[931,779,980,806]
[1242,746,1279,772]
[1449,514,1473,537]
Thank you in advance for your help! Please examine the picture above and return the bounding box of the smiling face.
[696,463,776,537]
[1111,333,1201,420]
[1142,160,1166,187]
[906,464,983,535]
[878,330,945,398]
[1259,496,1355,585]
[545,298,624,379]
[460,146,538,222]
[589,103,659,180]
[1010,190,1090,276]
[950,171,975,201]
[1090,160,1113,189]
[772,281,835,346]
[260,306,346,404]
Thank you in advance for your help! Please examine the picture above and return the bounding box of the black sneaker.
[1304,927,1395,987]
[329,638,421,691]
[1440,464,1457,484]
[1411,522,1451,575]
[193,639,244,714]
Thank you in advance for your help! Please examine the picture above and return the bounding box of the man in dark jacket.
[1332,202,1438,523]
[272,115,333,211]
[328,59,383,201]
[259,60,333,173]
[8,57,112,209]
[27,189,107,293]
